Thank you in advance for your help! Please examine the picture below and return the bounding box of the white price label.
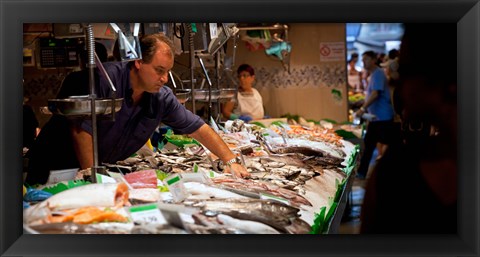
[164,174,188,202]
[129,204,166,224]
[182,164,212,184]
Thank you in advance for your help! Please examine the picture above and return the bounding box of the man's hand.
[225,163,251,179]
[355,107,366,118]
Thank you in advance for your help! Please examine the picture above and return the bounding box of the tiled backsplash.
[255,64,346,89]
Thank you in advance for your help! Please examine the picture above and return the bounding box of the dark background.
[1,0,478,256]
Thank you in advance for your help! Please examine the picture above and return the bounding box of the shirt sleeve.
[159,87,205,134]
[371,70,386,91]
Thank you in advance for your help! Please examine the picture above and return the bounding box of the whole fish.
[212,178,313,207]
[216,214,281,234]
[184,198,300,233]
[184,182,248,200]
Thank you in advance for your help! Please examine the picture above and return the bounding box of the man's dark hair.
[388,49,399,60]
[362,50,377,59]
[140,33,175,64]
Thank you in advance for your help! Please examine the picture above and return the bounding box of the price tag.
[260,193,290,206]
[184,164,213,184]
[128,204,166,225]
[164,174,188,202]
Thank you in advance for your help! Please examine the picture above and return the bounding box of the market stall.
[22,22,358,234]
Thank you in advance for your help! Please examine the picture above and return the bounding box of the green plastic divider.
[164,129,200,147]
[250,121,266,128]
[320,118,338,124]
[41,180,91,195]
[310,206,326,234]
[334,129,357,139]
[322,202,339,233]
[270,120,287,127]
[306,119,320,125]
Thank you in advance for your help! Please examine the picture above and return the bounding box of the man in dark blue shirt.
[25,33,249,185]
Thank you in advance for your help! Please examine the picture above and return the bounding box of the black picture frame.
[1,0,479,256]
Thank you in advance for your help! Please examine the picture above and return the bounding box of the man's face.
[362,55,374,70]
[136,42,174,93]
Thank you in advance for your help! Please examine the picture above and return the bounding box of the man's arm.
[70,125,94,170]
[189,124,250,178]
[356,90,379,116]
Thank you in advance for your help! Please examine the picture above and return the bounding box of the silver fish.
[184,198,301,233]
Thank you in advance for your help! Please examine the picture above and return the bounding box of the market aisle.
[339,178,366,234]
[338,148,378,234]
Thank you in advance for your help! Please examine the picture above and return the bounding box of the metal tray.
[48,97,123,117]
[175,89,191,104]
[219,88,236,100]
[193,89,220,101]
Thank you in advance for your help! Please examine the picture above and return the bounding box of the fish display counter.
[23,119,358,234]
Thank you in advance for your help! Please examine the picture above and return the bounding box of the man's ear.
[134,60,142,69]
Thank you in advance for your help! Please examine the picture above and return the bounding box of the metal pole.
[85,24,105,182]
[215,51,221,122]
[198,56,212,120]
[187,23,196,113]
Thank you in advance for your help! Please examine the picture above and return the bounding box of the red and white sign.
[319,42,345,62]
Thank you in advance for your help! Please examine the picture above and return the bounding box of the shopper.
[360,23,457,233]
[382,48,400,86]
[375,52,386,67]
[354,50,396,179]
[347,53,363,92]
[25,33,250,185]
[222,64,264,122]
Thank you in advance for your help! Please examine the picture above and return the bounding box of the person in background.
[382,49,400,87]
[375,52,386,67]
[360,23,457,233]
[23,96,40,150]
[25,33,250,185]
[354,50,396,179]
[222,64,264,122]
[347,53,363,92]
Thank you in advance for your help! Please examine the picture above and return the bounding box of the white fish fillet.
[24,183,129,225]
[184,182,247,200]
[216,214,280,234]
[129,188,162,202]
